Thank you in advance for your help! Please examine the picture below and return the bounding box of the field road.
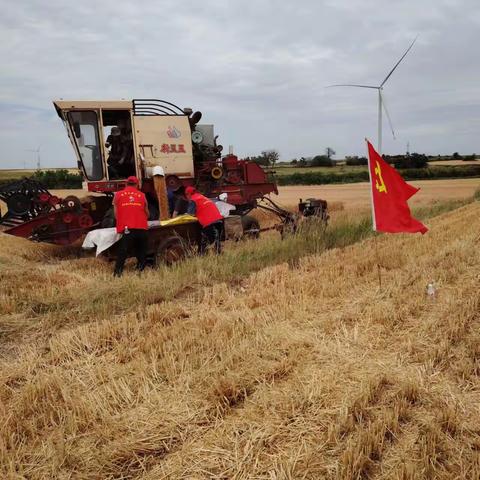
[276,177,480,209]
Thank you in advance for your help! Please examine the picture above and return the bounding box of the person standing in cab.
[113,176,149,276]
[185,186,223,255]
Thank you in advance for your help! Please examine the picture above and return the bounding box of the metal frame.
[256,196,295,223]
[66,110,105,181]
[133,99,185,116]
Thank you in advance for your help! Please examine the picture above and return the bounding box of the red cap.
[127,176,139,185]
[185,186,196,196]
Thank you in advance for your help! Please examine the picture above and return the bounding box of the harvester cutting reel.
[0,178,82,228]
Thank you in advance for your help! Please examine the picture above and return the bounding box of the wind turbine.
[328,37,417,155]
[26,146,41,170]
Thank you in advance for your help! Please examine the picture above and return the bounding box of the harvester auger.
[0,98,329,248]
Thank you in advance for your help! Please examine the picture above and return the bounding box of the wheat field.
[1,199,479,479]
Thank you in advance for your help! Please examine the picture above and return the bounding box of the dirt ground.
[275,178,480,210]
[427,159,479,166]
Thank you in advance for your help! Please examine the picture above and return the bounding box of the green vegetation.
[400,165,480,180]
[277,170,369,185]
[385,153,428,169]
[31,169,83,188]
[0,169,82,188]
[275,164,365,176]
[345,156,368,166]
[449,152,477,161]
[310,155,334,167]
[277,164,480,186]
[246,150,279,167]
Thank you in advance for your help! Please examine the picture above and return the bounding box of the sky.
[0,0,479,168]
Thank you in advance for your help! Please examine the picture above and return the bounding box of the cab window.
[101,110,136,180]
[68,111,104,181]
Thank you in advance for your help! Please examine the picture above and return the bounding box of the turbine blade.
[380,36,418,87]
[326,84,379,89]
[380,91,396,139]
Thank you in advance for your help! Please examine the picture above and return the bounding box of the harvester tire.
[241,215,260,239]
[63,195,82,214]
[156,236,188,266]
[165,175,181,190]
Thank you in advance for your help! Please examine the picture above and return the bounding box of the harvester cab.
[54,99,197,190]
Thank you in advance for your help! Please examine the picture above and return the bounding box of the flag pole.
[365,138,376,231]
[366,138,382,289]
[373,234,382,289]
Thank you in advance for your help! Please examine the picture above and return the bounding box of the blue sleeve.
[187,201,196,215]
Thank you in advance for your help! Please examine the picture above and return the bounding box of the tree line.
[248,149,477,170]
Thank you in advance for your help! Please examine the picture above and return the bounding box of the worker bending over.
[185,186,223,254]
[113,176,149,276]
[171,186,189,218]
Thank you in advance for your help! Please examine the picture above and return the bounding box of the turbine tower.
[328,37,417,155]
[26,146,41,170]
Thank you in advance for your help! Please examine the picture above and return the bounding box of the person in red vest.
[113,176,150,276]
[185,186,223,254]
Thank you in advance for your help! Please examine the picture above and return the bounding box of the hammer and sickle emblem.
[375,160,387,193]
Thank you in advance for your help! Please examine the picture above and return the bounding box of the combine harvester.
[0,99,328,262]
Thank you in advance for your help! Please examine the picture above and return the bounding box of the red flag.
[366,140,428,234]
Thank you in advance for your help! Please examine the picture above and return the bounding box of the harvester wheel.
[78,214,93,229]
[49,196,60,207]
[38,192,51,203]
[156,236,188,266]
[62,213,75,224]
[241,215,260,239]
[63,195,82,213]
[165,175,181,190]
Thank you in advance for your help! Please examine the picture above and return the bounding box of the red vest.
[114,186,148,233]
[190,192,223,227]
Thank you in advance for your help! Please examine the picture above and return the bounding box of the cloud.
[0,0,479,168]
